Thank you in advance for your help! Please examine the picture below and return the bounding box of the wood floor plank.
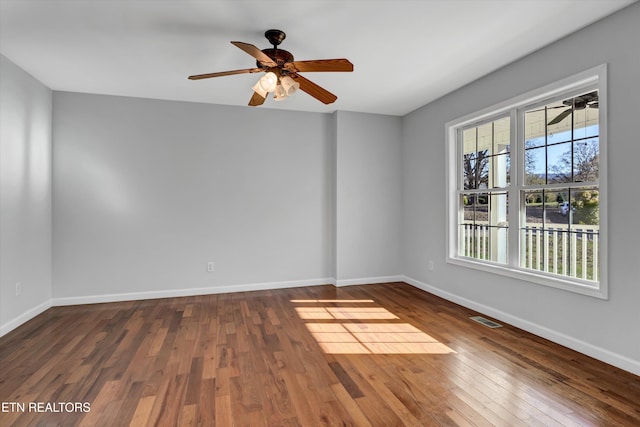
[215,394,233,427]
[1,282,639,426]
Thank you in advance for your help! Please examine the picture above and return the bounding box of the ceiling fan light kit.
[280,76,299,96]
[188,29,353,107]
[273,84,287,102]
[258,72,278,92]
[251,81,268,98]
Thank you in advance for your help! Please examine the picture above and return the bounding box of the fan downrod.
[265,29,286,48]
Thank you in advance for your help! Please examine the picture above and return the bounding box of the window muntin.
[446,65,606,298]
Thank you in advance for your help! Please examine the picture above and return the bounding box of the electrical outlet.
[207,262,215,272]
[16,282,21,296]
[428,260,434,271]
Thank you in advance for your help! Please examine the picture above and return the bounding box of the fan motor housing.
[259,49,294,67]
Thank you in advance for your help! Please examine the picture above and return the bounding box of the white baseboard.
[0,299,52,338]
[0,275,400,336]
[335,275,404,287]
[0,278,334,337]
[51,277,336,306]
[401,275,640,377]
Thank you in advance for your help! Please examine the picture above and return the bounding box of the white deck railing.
[460,223,599,282]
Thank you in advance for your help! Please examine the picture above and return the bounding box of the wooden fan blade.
[290,74,337,104]
[248,91,266,106]
[188,68,263,80]
[548,108,573,125]
[285,59,353,73]
[231,41,277,67]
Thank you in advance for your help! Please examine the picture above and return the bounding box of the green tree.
[573,188,599,225]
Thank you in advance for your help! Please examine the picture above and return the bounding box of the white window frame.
[446,64,607,299]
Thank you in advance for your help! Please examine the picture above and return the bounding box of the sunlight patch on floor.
[295,306,399,320]
[305,322,455,354]
[293,299,456,355]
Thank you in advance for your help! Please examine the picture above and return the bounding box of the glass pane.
[547,98,573,145]
[569,186,600,281]
[460,193,476,259]
[477,155,489,189]
[573,138,599,182]
[573,91,599,140]
[524,108,545,147]
[548,122,572,145]
[522,191,544,271]
[525,135,545,149]
[571,186,600,227]
[547,189,570,228]
[489,153,510,188]
[547,142,572,183]
[491,227,508,263]
[493,116,510,153]
[524,191,544,228]
[488,192,508,227]
[463,153,477,189]
[463,151,489,190]
[462,194,474,222]
[459,192,507,264]
[477,122,493,156]
[462,128,476,156]
[525,147,545,185]
[476,193,489,223]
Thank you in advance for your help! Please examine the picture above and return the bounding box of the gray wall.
[0,55,52,334]
[51,94,402,301]
[52,93,336,299]
[335,111,402,284]
[402,3,640,371]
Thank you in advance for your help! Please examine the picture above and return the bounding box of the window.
[446,65,607,298]
[460,117,510,264]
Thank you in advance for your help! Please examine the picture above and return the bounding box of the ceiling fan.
[188,29,353,106]
[547,91,599,125]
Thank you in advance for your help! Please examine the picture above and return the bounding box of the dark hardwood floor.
[1,282,639,426]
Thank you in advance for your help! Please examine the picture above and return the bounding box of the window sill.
[446,256,608,299]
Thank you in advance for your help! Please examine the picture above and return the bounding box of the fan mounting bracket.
[265,29,286,48]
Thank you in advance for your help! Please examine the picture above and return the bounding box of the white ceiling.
[0,0,636,116]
